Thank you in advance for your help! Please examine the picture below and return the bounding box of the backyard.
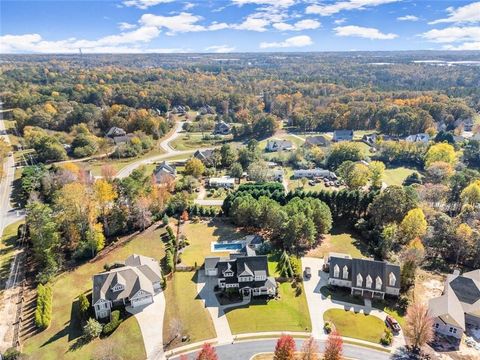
[170,133,230,151]
[306,226,369,259]
[323,309,387,344]
[22,224,167,360]
[383,167,418,187]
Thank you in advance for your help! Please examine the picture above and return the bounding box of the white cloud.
[205,45,236,53]
[122,0,173,10]
[397,15,419,22]
[421,26,480,43]
[183,2,195,10]
[443,42,480,51]
[273,19,321,31]
[118,22,137,30]
[232,0,296,7]
[306,0,399,16]
[429,2,480,24]
[334,18,347,24]
[234,16,271,31]
[259,35,313,48]
[140,12,228,35]
[334,25,398,39]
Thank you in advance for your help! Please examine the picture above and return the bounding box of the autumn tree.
[94,179,117,236]
[460,180,480,206]
[300,336,319,360]
[185,158,205,178]
[401,238,425,289]
[454,223,474,265]
[100,164,117,181]
[132,196,152,231]
[369,160,386,189]
[323,330,343,360]
[196,343,218,360]
[404,302,434,352]
[424,143,457,168]
[398,208,427,244]
[273,334,296,360]
[337,161,370,189]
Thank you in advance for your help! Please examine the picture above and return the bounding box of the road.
[170,338,391,360]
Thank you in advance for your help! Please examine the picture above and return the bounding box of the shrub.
[324,321,332,334]
[289,255,301,276]
[34,283,53,329]
[162,214,169,226]
[2,348,22,360]
[83,318,103,340]
[380,328,393,345]
[78,293,90,320]
[102,310,122,336]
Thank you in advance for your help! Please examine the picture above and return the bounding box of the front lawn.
[225,281,311,334]
[383,167,417,187]
[372,298,406,328]
[0,220,23,290]
[180,220,246,267]
[22,225,166,360]
[163,271,216,348]
[323,309,386,344]
[320,286,364,306]
[306,226,369,259]
[170,133,229,151]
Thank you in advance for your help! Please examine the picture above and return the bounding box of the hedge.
[34,283,53,329]
[102,310,122,335]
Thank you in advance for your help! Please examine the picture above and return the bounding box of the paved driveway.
[127,292,166,360]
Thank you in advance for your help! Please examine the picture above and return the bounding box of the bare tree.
[300,336,319,360]
[404,301,434,352]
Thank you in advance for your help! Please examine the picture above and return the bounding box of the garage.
[131,295,153,308]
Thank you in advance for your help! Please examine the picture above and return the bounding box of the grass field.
[0,220,23,290]
[181,220,246,267]
[170,133,229,151]
[22,225,167,360]
[162,271,216,348]
[306,226,369,259]
[225,281,312,334]
[383,167,418,187]
[323,309,386,344]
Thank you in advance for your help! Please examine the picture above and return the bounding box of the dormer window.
[375,276,382,290]
[224,263,234,277]
[356,273,363,287]
[333,264,340,278]
[342,265,348,279]
[389,272,396,287]
[366,275,372,288]
[112,284,124,292]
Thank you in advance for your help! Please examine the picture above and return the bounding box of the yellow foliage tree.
[399,208,427,243]
[461,180,480,206]
[425,143,457,168]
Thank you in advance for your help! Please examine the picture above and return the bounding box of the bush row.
[34,283,53,329]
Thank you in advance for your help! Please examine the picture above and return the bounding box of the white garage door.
[205,269,217,276]
[131,295,153,308]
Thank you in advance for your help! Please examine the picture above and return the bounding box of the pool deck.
[211,239,247,253]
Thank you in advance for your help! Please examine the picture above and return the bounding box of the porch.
[351,287,385,299]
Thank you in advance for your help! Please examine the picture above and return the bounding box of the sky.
[1,0,480,53]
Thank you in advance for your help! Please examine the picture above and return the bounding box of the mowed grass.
[170,133,228,151]
[307,226,368,259]
[181,220,246,266]
[225,281,312,334]
[162,271,216,347]
[383,167,417,187]
[0,220,23,290]
[22,225,167,360]
[323,309,386,344]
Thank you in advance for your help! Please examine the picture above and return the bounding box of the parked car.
[324,182,330,187]
[385,315,401,333]
[304,266,311,279]
[308,180,316,186]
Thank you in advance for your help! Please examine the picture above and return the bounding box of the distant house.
[198,105,215,115]
[270,168,285,182]
[455,118,474,132]
[362,133,378,146]
[193,149,215,166]
[429,269,480,339]
[208,176,235,189]
[92,254,162,319]
[113,134,134,145]
[106,127,127,138]
[332,130,354,142]
[405,133,430,143]
[265,139,293,152]
[204,247,276,299]
[213,121,232,135]
[153,161,176,184]
[305,135,330,147]
[326,253,401,299]
[171,105,187,115]
[293,168,337,179]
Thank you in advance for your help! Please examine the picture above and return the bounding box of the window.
[375,276,382,290]
[333,264,340,278]
[435,323,439,329]
[224,270,234,277]
[342,266,348,279]
[448,327,457,334]
[356,273,363,287]
[366,275,372,288]
[389,272,396,287]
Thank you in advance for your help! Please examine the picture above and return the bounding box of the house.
[204,250,276,299]
[265,139,293,152]
[106,127,127,138]
[208,176,235,189]
[113,134,135,146]
[362,133,378,146]
[326,253,401,299]
[455,118,474,132]
[213,121,232,135]
[405,133,430,143]
[193,149,215,166]
[153,161,176,184]
[270,168,285,182]
[429,269,480,339]
[92,254,162,319]
[293,168,337,179]
[198,105,215,115]
[171,105,187,115]
[332,130,354,142]
[305,135,330,147]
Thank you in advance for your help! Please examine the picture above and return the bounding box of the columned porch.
[351,287,385,299]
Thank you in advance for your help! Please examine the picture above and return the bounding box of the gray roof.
[429,286,466,330]
[333,130,354,139]
[154,161,176,182]
[194,149,215,163]
[450,276,480,305]
[205,257,221,270]
[305,135,330,146]
[106,127,126,137]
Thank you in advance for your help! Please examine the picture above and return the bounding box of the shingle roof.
[429,286,466,330]
[450,276,480,305]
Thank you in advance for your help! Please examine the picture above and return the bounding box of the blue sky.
[1,0,480,53]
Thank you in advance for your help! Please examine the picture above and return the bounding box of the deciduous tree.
[273,334,296,360]
[196,343,218,360]
[323,330,343,360]
[404,302,434,352]
[300,336,319,360]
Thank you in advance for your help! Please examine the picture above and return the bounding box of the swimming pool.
[212,242,244,251]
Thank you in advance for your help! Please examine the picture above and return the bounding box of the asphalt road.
[0,117,16,240]
[170,338,391,360]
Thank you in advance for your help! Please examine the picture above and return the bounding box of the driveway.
[127,292,166,360]
[196,270,234,344]
[301,257,406,349]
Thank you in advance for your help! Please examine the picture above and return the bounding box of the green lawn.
[170,133,229,151]
[163,271,216,348]
[181,220,246,267]
[0,220,23,290]
[22,225,166,360]
[372,298,406,328]
[383,167,417,187]
[323,309,386,344]
[307,226,369,259]
[225,281,312,334]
